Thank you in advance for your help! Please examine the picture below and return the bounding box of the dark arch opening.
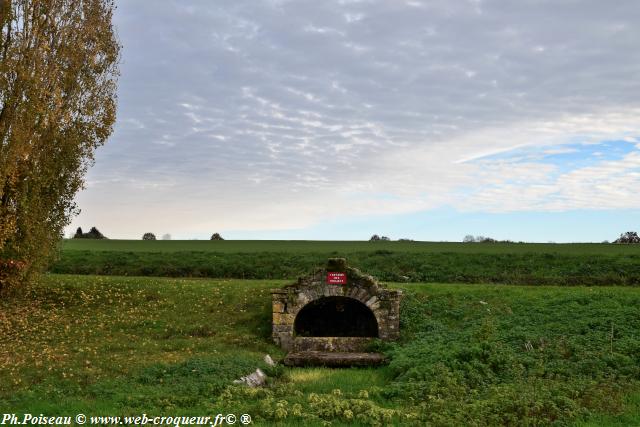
[294,296,378,337]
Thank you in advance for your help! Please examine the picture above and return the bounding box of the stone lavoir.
[271,258,402,366]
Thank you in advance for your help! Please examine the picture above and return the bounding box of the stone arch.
[271,258,402,352]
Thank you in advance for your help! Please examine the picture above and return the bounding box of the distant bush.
[86,227,106,239]
[614,231,640,244]
[142,233,156,241]
[463,235,514,243]
[370,235,390,241]
[210,233,224,241]
[73,226,107,239]
[161,234,171,240]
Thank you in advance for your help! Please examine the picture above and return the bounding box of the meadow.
[1,274,639,426]
[54,240,640,286]
[60,239,640,255]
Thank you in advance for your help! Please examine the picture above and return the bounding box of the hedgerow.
[51,250,640,286]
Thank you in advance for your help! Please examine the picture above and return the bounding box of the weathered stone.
[270,258,402,362]
[293,337,372,352]
[283,351,387,367]
[296,293,310,306]
[264,354,276,367]
[277,335,294,351]
[272,324,292,333]
[273,313,294,325]
[304,289,318,303]
[233,368,267,387]
[354,287,369,302]
[272,301,286,313]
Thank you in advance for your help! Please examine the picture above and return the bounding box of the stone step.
[283,351,387,367]
[293,337,372,352]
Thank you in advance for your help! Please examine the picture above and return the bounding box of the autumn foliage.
[0,0,120,294]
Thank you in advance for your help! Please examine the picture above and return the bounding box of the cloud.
[461,150,640,213]
[69,0,640,237]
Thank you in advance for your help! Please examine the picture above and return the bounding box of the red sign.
[327,272,347,284]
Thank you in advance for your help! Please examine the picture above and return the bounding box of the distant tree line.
[463,235,520,243]
[369,235,414,242]
[461,232,640,244]
[69,229,640,244]
[73,227,107,239]
[71,230,228,240]
[369,234,390,241]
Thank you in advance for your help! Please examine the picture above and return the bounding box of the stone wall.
[271,258,402,352]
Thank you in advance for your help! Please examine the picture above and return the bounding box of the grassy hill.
[1,275,638,425]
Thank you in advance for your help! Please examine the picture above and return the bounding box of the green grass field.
[54,240,640,286]
[61,239,640,255]
[2,274,639,426]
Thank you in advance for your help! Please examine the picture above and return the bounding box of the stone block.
[296,293,310,306]
[272,324,292,334]
[354,288,368,302]
[273,313,295,325]
[272,301,286,313]
[348,287,360,298]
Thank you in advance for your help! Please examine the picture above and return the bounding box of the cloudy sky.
[68,0,640,242]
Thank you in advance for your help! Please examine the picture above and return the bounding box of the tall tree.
[0,0,119,293]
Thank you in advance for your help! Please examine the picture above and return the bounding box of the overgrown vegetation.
[52,247,640,286]
[0,1,119,294]
[1,275,638,425]
[384,286,640,425]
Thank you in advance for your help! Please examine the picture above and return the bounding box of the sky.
[67,0,640,242]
